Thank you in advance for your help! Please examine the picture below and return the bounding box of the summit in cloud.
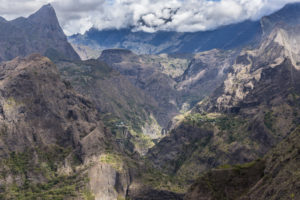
[1,0,300,35]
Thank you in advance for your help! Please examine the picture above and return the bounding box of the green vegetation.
[0,146,90,199]
[216,116,245,131]
[129,128,155,153]
[141,165,187,194]
[4,152,30,175]
[99,153,124,172]
[117,195,126,200]
[184,113,245,132]
[1,174,86,200]
[101,112,158,154]
[218,159,262,171]
[184,113,217,127]
[0,123,8,137]
[264,111,275,131]
[82,188,95,200]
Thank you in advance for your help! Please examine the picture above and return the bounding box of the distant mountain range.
[69,3,300,56]
[69,20,261,55]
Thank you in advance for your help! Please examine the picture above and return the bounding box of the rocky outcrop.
[0,4,79,62]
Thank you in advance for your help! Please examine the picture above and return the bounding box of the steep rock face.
[175,49,237,110]
[0,54,97,155]
[147,23,300,190]
[69,20,261,54]
[202,25,300,114]
[0,4,79,62]
[184,127,300,200]
[0,55,133,200]
[261,2,300,34]
[56,59,162,154]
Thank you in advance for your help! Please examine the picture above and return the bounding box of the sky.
[0,0,300,35]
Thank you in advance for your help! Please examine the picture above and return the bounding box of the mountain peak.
[28,3,58,25]
[261,2,300,34]
[0,16,6,23]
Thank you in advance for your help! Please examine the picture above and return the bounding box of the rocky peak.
[0,16,6,23]
[261,2,300,34]
[28,4,57,25]
[0,4,80,62]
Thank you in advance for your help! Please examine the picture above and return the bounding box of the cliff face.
[0,55,134,200]
[56,59,163,154]
[0,4,79,62]
[146,21,300,191]
[0,54,99,155]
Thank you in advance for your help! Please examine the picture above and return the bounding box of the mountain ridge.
[69,20,261,55]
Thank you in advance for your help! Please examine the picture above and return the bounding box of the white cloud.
[0,0,300,35]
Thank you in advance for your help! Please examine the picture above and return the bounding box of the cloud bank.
[1,0,300,35]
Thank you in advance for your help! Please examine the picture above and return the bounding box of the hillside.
[56,59,163,154]
[98,48,236,128]
[184,127,300,200]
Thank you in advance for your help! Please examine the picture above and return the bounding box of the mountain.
[146,13,300,193]
[98,49,236,129]
[69,20,261,55]
[0,54,126,199]
[0,55,189,200]
[55,59,163,154]
[261,2,300,34]
[0,54,161,200]
[0,4,79,62]
[98,49,184,127]
[1,2,300,200]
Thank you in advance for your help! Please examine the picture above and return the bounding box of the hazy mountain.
[69,20,261,55]
[0,4,79,62]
